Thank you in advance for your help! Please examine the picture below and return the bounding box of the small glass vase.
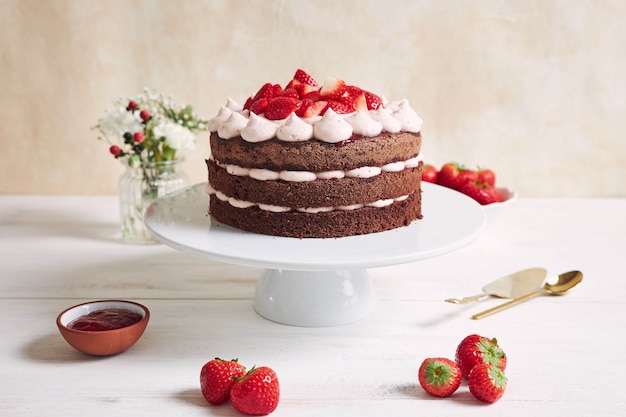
[118,158,189,244]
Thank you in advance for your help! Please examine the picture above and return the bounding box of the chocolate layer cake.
[206,70,424,238]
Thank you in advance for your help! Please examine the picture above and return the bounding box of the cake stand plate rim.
[144,182,486,271]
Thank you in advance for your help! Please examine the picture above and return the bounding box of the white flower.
[99,107,143,136]
[153,121,196,150]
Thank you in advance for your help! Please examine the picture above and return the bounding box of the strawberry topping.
[264,96,302,120]
[242,69,385,119]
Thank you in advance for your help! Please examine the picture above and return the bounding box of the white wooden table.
[1,193,625,416]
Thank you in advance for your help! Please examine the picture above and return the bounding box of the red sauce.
[68,308,142,331]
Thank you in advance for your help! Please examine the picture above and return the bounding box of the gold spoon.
[471,270,583,320]
[445,267,547,304]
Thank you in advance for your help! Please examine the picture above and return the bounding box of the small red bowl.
[57,300,150,356]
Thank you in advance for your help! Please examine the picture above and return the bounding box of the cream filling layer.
[211,153,422,182]
[206,184,411,213]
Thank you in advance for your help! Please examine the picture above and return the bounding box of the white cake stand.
[144,182,486,327]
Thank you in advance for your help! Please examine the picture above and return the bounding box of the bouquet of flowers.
[94,87,208,168]
[94,88,208,243]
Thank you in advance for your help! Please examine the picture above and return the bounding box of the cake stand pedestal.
[145,183,486,327]
[255,269,374,327]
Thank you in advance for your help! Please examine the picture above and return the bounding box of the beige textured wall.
[1,0,624,197]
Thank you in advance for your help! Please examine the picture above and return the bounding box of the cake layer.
[210,131,421,171]
[209,191,423,239]
[207,159,423,208]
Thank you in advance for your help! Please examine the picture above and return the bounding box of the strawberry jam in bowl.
[57,300,150,356]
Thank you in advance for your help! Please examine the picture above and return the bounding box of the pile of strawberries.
[200,358,280,415]
[422,162,504,205]
[242,69,384,120]
[418,334,508,403]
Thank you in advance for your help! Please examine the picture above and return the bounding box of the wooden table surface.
[1,193,625,416]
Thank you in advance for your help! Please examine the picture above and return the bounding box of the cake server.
[471,270,583,319]
[445,267,548,304]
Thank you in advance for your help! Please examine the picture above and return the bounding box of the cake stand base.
[254,269,375,327]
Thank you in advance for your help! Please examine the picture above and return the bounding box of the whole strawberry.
[230,366,280,415]
[455,334,507,379]
[468,363,508,403]
[458,180,502,205]
[200,358,246,405]
[421,164,439,184]
[418,357,462,397]
[437,162,462,190]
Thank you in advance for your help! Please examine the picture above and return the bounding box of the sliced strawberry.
[353,92,368,111]
[325,99,354,114]
[253,83,275,101]
[272,83,283,97]
[249,97,269,115]
[293,69,319,87]
[301,89,320,102]
[298,100,327,118]
[320,77,347,100]
[306,100,328,117]
[295,99,314,117]
[338,95,357,112]
[264,96,301,120]
[243,96,254,110]
[285,79,302,90]
[294,83,320,99]
[279,88,299,100]
[364,91,383,110]
[345,85,363,98]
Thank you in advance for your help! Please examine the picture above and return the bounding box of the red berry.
[437,162,463,190]
[200,358,246,405]
[456,168,478,189]
[133,132,145,143]
[455,334,507,379]
[293,69,319,87]
[279,87,299,100]
[353,92,368,111]
[296,100,328,118]
[127,101,138,111]
[139,110,150,121]
[230,366,280,415]
[418,357,462,397]
[364,91,383,110]
[344,85,363,98]
[319,77,347,100]
[477,168,496,186]
[325,99,355,114]
[458,181,502,205]
[421,164,438,183]
[109,145,121,156]
[271,83,283,97]
[249,98,269,115]
[264,96,301,120]
[253,83,276,101]
[468,363,507,403]
[243,96,254,110]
